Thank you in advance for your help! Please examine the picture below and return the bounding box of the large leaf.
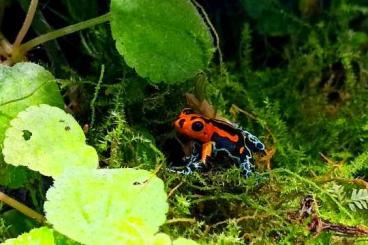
[110,0,214,82]
[0,62,63,148]
[149,234,199,245]
[0,227,79,245]
[0,62,63,187]
[2,105,98,178]
[44,168,168,245]
[1,227,54,245]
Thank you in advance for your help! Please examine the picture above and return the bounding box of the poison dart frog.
[173,108,265,177]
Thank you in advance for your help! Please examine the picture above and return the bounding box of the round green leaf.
[110,0,215,82]
[149,234,199,245]
[0,62,63,186]
[173,238,199,245]
[149,233,171,245]
[44,168,168,245]
[1,227,55,245]
[2,104,98,177]
[0,62,63,149]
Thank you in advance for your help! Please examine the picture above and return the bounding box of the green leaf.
[241,0,304,36]
[150,233,171,245]
[0,62,63,149]
[53,232,81,245]
[1,227,54,245]
[173,238,199,245]
[0,62,63,186]
[44,168,168,245]
[0,164,30,189]
[2,105,98,178]
[110,0,214,82]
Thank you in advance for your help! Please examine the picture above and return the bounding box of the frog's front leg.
[171,141,203,175]
[179,141,215,174]
[201,141,215,166]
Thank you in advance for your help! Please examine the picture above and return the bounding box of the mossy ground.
[1,0,368,244]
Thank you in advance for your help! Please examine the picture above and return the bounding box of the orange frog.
[173,108,265,177]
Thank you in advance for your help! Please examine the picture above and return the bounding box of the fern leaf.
[348,188,368,211]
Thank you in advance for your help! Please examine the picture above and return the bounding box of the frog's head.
[174,108,212,142]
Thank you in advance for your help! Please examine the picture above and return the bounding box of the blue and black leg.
[238,145,255,178]
[170,141,203,175]
[242,130,265,154]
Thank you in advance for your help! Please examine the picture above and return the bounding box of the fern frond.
[348,189,368,211]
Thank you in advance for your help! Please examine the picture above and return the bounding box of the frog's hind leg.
[241,130,265,153]
[238,145,255,178]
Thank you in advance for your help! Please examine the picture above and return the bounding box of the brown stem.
[166,218,196,224]
[0,32,12,61]
[0,191,45,224]
[299,195,368,236]
[168,181,184,198]
[13,0,39,48]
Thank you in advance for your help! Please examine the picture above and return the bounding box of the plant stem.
[20,13,111,54]
[191,0,223,68]
[0,191,46,224]
[0,32,12,58]
[90,65,105,128]
[166,218,196,224]
[13,0,39,49]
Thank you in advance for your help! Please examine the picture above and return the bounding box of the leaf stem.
[20,13,111,54]
[13,0,39,49]
[0,32,12,59]
[0,191,46,224]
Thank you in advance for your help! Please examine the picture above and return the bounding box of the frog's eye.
[191,121,204,132]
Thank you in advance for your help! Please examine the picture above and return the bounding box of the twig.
[0,191,45,224]
[191,0,223,68]
[168,181,184,198]
[166,218,196,224]
[299,195,368,236]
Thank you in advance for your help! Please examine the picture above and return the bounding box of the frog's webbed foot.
[170,141,203,175]
[170,157,203,175]
[170,160,203,175]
